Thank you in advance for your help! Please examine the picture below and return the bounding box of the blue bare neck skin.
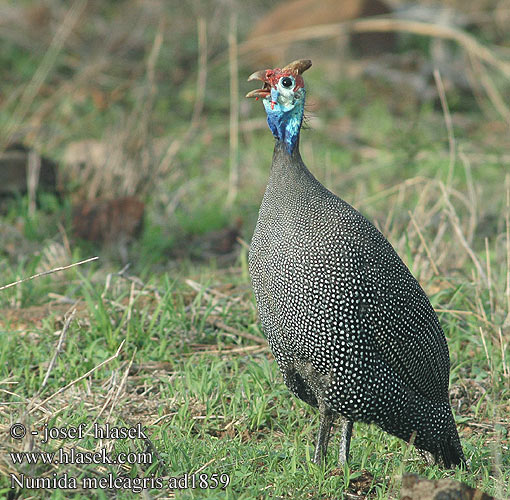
[263,88,305,154]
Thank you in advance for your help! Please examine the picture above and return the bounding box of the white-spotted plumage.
[249,139,466,467]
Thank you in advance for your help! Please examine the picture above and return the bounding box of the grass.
[1,0,510,498]
[1,259,509,499]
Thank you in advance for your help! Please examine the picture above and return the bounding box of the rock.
[72,196,144,245]
[0,143,58,196]
[401,474,497,500]
[171,217,243,263]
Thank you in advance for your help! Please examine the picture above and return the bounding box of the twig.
[0,256,99,292]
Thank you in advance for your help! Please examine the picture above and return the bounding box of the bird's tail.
[393,395,468,469]
[437,420,467,469]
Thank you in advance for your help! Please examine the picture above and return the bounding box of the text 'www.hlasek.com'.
[9,422,230,493]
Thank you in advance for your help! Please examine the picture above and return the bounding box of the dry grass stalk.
[27,149,41,216]
[470,52,510,125]
[405,179,446,278]
[505,176,510,326]
[193,457,218,476]
[39,308,76,391]
[485,237,494,320]
[132,19,164,191]
[208,317,266,345]
[89,20,166,199]
[1,0,87,151]
[185,278,239,303]
[182,344,266,356]
[191,18,208,128]
[433,69,456,189]
[145,24,164,111]
[28,340,125,415]
[226,10,240,207]
[359,176,429,206]
[0,256,98,292]
[117,265,162,301]
[479,327,494,384]
[361,173,481,279]
[408,211,440,277]
[475,283,489,327]
[83,374,120,441]
[125,281,136,325]
[459,150,477,244]
[239,17,510,122]
[433,308,493,327]
[156,18,207,179]
[439,182,487,281]
[99,356,135,452]
[240,18,510,77]
[498,327,509,381]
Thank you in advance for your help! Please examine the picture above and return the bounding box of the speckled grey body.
[249,140,465,466]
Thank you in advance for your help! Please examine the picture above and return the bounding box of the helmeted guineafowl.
[246,59,466,468]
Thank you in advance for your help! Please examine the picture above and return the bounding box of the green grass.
[1,1,510,498]
[1,252,509,498]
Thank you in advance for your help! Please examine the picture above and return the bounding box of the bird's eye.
[280,76,294,89]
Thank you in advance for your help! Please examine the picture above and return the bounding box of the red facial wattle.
[246,68,305,100]
[246,59,312,154]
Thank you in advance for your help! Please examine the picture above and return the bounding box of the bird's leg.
[312,403,336,464]
[338,418,353,465]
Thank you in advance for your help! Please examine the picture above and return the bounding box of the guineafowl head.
[246,59,312,154]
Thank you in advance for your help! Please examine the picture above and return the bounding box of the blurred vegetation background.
[0,0,508,275]
[0,0,509,498]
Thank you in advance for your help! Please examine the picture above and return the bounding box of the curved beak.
[246,69,271,99]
